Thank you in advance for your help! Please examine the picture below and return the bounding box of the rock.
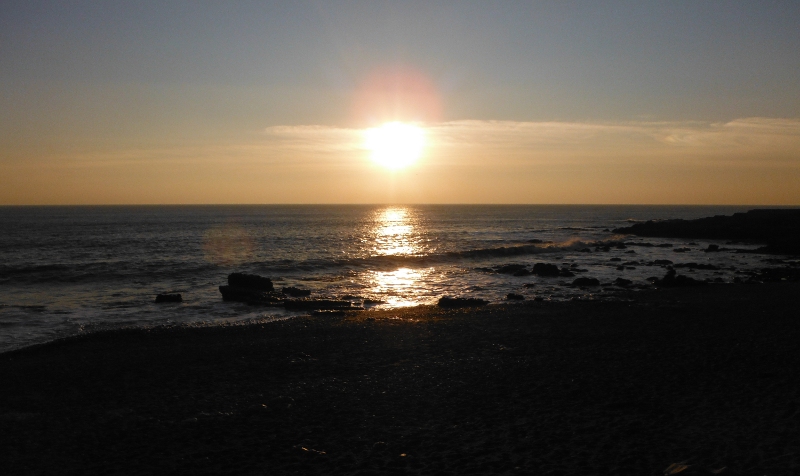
[155,293,182,303]
[437,297,489,308]
[282,286,311,297]
[614,278,633,287]
[652,269,707,287]
[227,273,274,291]
[527,239,544,243]
[532,263,560,277]
[705,244,720,252]
[506,293,525,300]
[220,273,280,303]
[572,277,600,287]
[652,259,674,265]
[496,264,529,275]
[609,257,622,262]
[613,209,800,254]
[219,286,284,304]
[559,268,575,277]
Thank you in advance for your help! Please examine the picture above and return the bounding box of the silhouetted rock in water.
[559,268,575,277]
[506,293,525,300]
[613,208,800,254]
[282,286,311,297]
[227,272,274,291]
[283,299,354,311]
[527,239,544,244]
[572,277,600,287]
[652,269,707,287]
[652,259,674,265]
[495,264,530,276]
[154,293,182,303]
[532,263,560,277]
[610,257,622,262]
[437,296,489,308]
[614,278,633,287]
[705,244,720,252]
[220,273,282,304]
[219,286,284,304]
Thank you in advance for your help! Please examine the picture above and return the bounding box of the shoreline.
[2,282,800,475]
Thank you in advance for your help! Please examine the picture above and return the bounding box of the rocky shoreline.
[2,282,800,475]
[613,208,800,254]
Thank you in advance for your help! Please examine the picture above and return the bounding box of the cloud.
[264,117,800,168]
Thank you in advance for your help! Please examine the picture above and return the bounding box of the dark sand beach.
[2,283,800,475]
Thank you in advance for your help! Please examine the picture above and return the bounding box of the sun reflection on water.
[372,207,419,256]
[368,267,431,308]
[365,207,438,307]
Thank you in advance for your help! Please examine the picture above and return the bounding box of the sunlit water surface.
[0,205,787,352]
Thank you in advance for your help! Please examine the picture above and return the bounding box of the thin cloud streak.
[265,117,800,167]
[266,117,800,148]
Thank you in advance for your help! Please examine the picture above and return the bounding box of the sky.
[1,0,799,205]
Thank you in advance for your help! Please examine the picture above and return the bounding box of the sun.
[364,122,425,170]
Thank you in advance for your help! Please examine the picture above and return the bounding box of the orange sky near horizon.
[2,2,799,205]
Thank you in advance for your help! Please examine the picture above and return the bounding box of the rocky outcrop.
[220,273,282,304]
[614,278,633,287]
[155,293,182,303]
[227,273,274,291]
[495,264,531,276]
[614,209,800,254]
[532,263,560,277]
[282,287,311,297]
[571,277,600,287]
[649,269,707,287]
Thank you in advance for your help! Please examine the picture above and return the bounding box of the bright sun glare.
[364,122,425,170]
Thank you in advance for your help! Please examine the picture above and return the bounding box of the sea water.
[0,205,781,352]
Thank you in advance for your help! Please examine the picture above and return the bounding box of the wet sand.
[2,283,800,475]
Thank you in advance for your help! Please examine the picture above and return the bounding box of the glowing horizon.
[1,3,799,205]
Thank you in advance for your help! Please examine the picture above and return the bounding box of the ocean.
[0,204,778,352]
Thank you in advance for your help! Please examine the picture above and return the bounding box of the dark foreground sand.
[2,284,800,476]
